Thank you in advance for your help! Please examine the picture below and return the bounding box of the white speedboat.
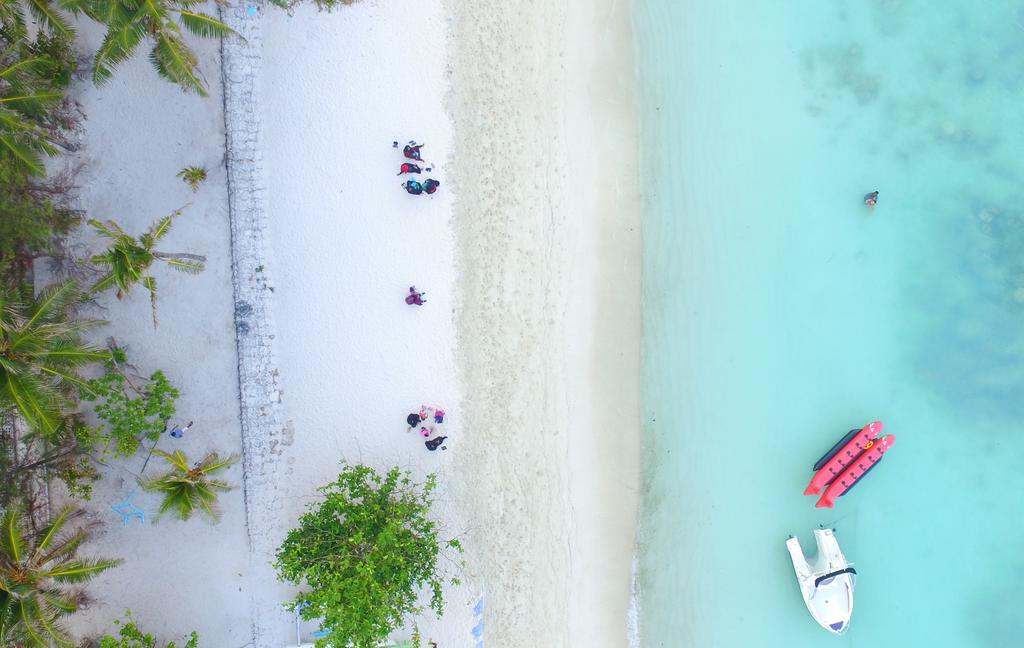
[785,528,856,634]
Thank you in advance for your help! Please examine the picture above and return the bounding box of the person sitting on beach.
[403,179,424,195]
[407,413,421,428]
[404,141,424,161]
[405,286,426,306]
[425,435,448,451]
[397,162,422,176]
[864,190,879,207]
[423,179,441,195]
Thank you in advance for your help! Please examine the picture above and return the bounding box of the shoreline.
[447,0,642,643]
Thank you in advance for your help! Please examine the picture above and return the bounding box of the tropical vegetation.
[98,611,198,648]
[176,165,206,192]
[274,464,462,648]
[0,15,78,175]
[142,449,238,522]
[89,211,205,325]
[0,156,80,283]
[0,280,108,438]
[81,346,179,457]
[0,507,121,647]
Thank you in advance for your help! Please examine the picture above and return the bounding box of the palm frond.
[147,211,177,241]
[1,372,65,439]
[88,218,126,240]
[26,0,73,36]
[0,56,52,82]
[149,31,207,96]
[46,558,122,584]
[31,507,71,559]
[177,10,234,38]
[92,17,148,85]
[160,256,205,273]
[24,281,79,330]
[89,271,117,295]
[1,510,26,564]
[0,131,47,176]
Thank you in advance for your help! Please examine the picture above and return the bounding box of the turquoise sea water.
[634,2,1024,646]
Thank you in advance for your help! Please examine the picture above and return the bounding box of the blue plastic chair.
[111,492,145,526]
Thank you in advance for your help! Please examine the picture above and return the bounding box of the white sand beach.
[55,0,641,645]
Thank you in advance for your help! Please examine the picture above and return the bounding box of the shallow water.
[634,1,1024,646]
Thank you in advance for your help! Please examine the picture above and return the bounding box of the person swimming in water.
[864,190,879,207]
[403,179,424,195]
[397,162,422,175]
[423,179,441,195]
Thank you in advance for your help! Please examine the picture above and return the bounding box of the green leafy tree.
[175,166,206,192]
[142,449,238,522]
[89,210,205,326]
[0,281,108,438]
[98,611,198,648]
[0,507,121,648]
[274,464,463,648]
[65,0,234,96]
[81,347,179,457]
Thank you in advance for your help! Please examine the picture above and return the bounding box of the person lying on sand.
[405,286,426,305]
[425,435,448,451]
[423,178,441,195]
[403,179,424,195]
[404,141,424,161]
[397,162,422,175]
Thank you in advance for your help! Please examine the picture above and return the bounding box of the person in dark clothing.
[397,163,422,175]
[407,413,421,428]
[404,142,424,161]
[403,179,424,195]
[425,436,447,451]
[405,286,426,305]
[423,179,441,195]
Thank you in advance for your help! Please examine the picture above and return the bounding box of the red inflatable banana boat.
[804,421,883,496]
[816,434,896,508]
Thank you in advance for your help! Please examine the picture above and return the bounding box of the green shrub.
[98,611,198,648]
[274,464,462,648]
[81,348,179,457]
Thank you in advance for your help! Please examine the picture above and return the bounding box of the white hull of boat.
[786,528,855,634]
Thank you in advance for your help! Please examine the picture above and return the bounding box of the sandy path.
[58,18,253,648]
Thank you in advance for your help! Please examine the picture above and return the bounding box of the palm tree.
[0,281,108,439]
[142,449,239,522]
[64,0,235,96]
[0,34,67,175]
[0,507,121,648]
[89,209,205,326]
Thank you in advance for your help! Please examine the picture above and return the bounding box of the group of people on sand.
[406,405,448,451]
[395,140,441,195]
[396,140,447,453]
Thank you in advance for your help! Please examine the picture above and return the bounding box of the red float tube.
[816,434,896,508]
[804,421,883,496]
